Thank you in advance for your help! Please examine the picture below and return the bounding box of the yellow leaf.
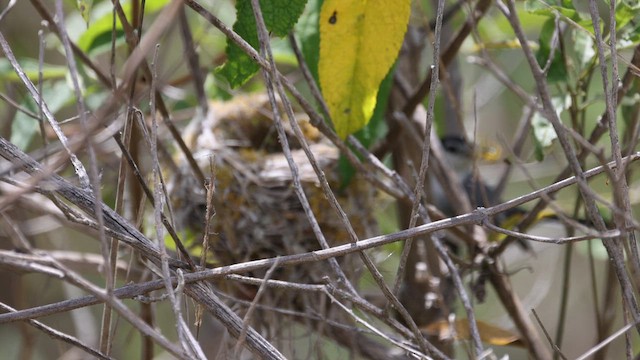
[319,0,410,139]
[423,319,523,347]
[489,207,558,242]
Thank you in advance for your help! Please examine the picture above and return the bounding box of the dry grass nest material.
[171,93,378,314]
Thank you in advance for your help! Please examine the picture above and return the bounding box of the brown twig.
[499,1,640,340]
[3,146,638,326]
[0,302,113,360]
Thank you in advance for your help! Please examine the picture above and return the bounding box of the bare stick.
[498,0,640,337]
[234,258,280,356]
[532,308,568,360]
[0,32,89,189]
[589,0,640,297]
[0,302,112,360]
[247,0,358,297]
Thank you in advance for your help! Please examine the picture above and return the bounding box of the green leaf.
[11,109,40,151]
[624,21,640,44]
[262,0,308,36]
[623,0,640,10]
[11,81,74,150]
[525,0,591,31]
[616,2,640,45]
[218,0,307,88]
[318,0,410,138]
[535,18,567,83]
[615,2,638,31]
[295,0,322,82]
[525,0,577,17]
[571,29,594,70]
[77,0,93,26]
[524,0,555,16]
[77,0,171,54]
[338,64,394,187]
[531,96,568,161]
[0,58,67,82]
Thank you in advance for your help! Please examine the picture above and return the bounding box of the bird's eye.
[440,135,468,154]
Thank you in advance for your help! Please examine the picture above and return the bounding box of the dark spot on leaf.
[329,11,337,25]
[343,108,351,114]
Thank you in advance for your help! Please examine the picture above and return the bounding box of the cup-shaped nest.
[171,93,378,324]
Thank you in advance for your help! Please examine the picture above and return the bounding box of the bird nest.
[171,93,378,327]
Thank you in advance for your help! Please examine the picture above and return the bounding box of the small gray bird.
[430,135,500,217]
[435,135,536,252]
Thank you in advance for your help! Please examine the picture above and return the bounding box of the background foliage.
[0,0,640,359]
